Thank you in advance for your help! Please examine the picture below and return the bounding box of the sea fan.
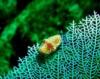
[0,12,100,79]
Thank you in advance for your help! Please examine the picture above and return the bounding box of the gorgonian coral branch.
[0,12,100,79]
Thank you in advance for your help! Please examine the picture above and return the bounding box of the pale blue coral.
[0,12,100,79]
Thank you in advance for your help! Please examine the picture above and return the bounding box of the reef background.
[0,0,100,75]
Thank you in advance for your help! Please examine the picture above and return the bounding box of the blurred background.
[0,0,100,76]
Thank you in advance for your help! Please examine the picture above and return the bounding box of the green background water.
[0,0,100,75]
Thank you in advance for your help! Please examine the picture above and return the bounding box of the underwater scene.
[0,0,100,79]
